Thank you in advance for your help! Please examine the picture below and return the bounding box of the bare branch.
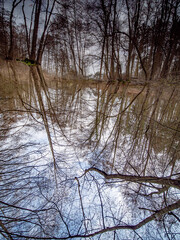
[85,167,180,189]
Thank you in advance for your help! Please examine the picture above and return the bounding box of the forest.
[0,0,180,81]
[0,0,180,240]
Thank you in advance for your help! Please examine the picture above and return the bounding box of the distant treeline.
[0,0,180,81]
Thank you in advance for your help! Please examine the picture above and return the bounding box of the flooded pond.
[0,66,180,239]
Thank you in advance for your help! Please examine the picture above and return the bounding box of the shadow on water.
[0,64,180,239]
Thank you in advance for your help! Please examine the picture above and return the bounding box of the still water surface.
[0,67,180,239]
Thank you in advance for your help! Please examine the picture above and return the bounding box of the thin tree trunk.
[30,0,42,61]
[36,0,56,64]
[8,0,22,59]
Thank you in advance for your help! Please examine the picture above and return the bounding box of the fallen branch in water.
[85,167,180,189]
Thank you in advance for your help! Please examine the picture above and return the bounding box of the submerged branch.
[85,167,180,189]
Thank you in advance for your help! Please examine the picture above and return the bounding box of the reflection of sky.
[0,82,180,239]
[1,105,128,237]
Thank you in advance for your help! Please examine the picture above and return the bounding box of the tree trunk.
[30,0,42,61]
[8,0,22,59]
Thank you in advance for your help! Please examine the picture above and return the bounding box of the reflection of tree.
[0,71,180,239]
[76,83,180,238]
[79,164,179,238]
[30,66,57,173]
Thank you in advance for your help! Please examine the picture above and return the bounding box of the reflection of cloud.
[1,76,180,238]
